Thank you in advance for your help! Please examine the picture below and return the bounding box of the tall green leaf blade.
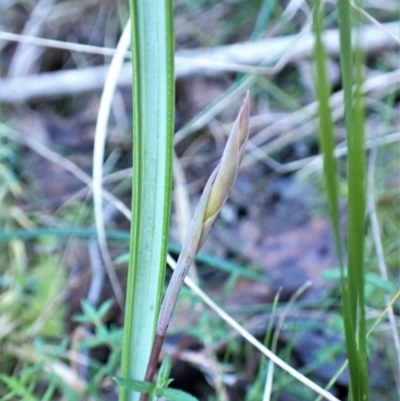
[120,1,175,401]
[337,0,354,142]
[312,0,344,268]
[336,0,369,399]
[352,22,369,401]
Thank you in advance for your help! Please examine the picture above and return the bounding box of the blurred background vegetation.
[0,0,399,400]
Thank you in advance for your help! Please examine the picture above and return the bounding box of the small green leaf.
[72,301,96,324]
[114,377,154,395]
[322,269,395,294]
[162,388,200,401]
[114,252,130,264]
[73,299,113,325]
[0,374,41,401]
[82,300,97,319]
[321,267,347,280]
[157,355,172,388]
[365,272,396,294]
[98,299,114,317]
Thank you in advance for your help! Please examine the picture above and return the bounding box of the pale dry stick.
[258,68,400,148]
[165,254,340,401]
[2,13,310,123]
[263,281,312,401]
[282,0,309,21]
[248,68,400,158]
[367,291,400,337]
[92,19,131,310]
[363,0,400,11]
[174,19,313,145]
[9,344,86,393]
[101,167,133,184]
[0,315,21,342]
[244,107,344,168]
[351,2,400,45]
[297,130,400,179]
[248,91,331,150]
[0,123,131,220]
[244,104,396,173]
[0,31,128,58]
[1,22,400,103]
[367,138,400,393]
[7,0,56,77]
[276,130,400,174]
[140,94,251,399]
[87,239,105,306]
[253,92,400,166]
[56,167,134,211]
[243,104,342,169]
[249,112,290,131]
[0,31,277,76]
[176,58,285,75]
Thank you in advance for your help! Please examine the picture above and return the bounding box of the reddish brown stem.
[138,333,165,401]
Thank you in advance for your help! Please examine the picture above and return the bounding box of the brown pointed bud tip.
[203,92,250,222]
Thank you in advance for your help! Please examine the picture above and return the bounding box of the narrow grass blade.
[312,0,344,266]
[336,0,369,399]
[352,24,369,400]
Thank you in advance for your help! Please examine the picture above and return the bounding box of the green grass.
[334,1,369,399]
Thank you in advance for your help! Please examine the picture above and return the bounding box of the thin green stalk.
[352,19,369,400]
[119,1,174,401]
[311,0,343,266]
[336,0,369,399]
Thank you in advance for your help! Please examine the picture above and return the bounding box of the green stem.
[119,2,174,401]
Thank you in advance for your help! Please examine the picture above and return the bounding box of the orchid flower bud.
[155,91,250,343]
[198,90,250,250]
